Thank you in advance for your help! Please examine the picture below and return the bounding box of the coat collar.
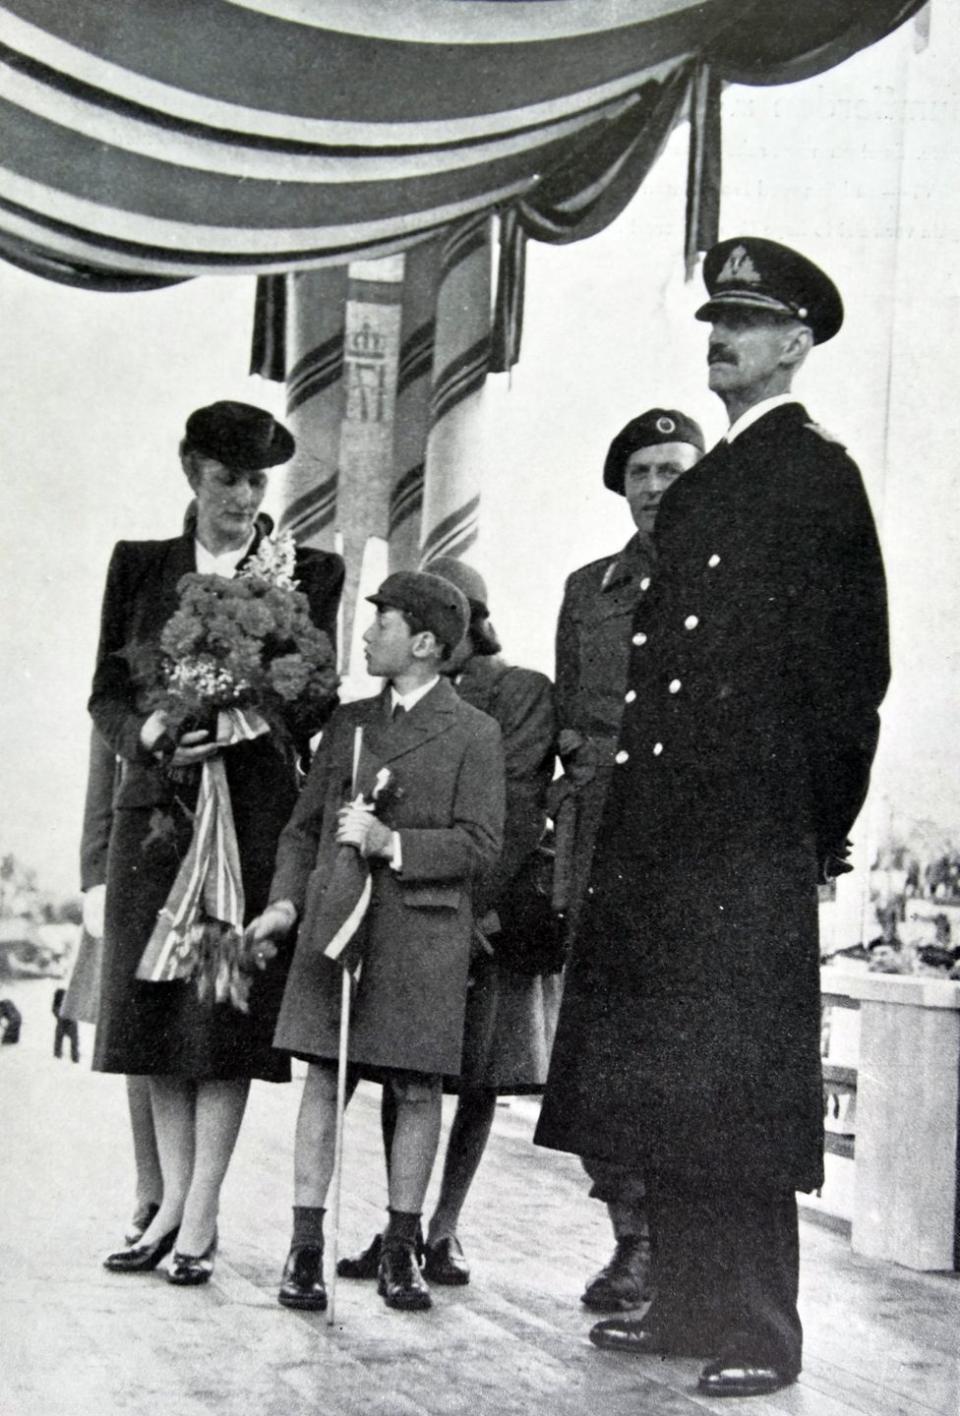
[353,677,461,778]
[600,531,655,592]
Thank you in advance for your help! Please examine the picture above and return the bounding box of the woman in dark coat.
[424,561,559,1281]
[93,401,343,1283]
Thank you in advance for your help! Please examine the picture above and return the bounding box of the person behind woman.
[93,401,344,1284]
[337,558,558,1286]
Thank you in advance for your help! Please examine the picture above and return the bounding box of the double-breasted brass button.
[615,749,629,764]
[708,553,721,568]
[632,631,648,647]
[669,679,682,694]
[624,690,637,704]
[684,615,699,630]
[652,742,663,756]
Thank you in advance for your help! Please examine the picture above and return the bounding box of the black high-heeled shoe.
[167,1231,218,1286]
[103,1226,179,1273]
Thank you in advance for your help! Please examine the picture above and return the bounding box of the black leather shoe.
[124,1201,161,1247]
[581,1234,653,1312]
[423,1235,470,1286]
[167,1232,218,1286]
[589,1318,666,1355]
[278,1243,327,1310]
[336,1232,382,1280]
[103,1226,179,1273]
[378,1241,432,1311]
[698,1358,791,1397]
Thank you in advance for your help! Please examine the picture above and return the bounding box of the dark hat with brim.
[603,408,705,495]
[184,401,295,471]
[367,571,470,653]
[696,236,843,345]
[422,556,489,618]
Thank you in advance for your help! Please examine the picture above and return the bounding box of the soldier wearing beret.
[248,572,505,1315]
[552,409,703,1312]
[537,238,890,1397]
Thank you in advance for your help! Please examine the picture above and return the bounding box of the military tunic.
[553,532,654,936]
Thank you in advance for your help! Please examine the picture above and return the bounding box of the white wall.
[0,9,956,897]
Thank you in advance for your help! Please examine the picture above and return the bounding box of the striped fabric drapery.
[0,0,923,288]
[277,268,348,553]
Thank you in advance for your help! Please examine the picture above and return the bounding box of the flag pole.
[327,725,364,1327]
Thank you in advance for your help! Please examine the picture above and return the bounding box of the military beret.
[603,409,706,495]
[367,571,469,653]
[423,556,489,618]
[184,401,295,471]
[696,236,843,345]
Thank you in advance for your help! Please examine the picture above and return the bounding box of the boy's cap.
[367,571,470,651]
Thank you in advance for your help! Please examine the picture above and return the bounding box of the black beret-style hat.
[183,401,296,471]
[603,408,705,495]
[367,571,470,653]
[695,236,844,345]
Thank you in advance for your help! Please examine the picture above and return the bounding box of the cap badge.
[717,244,762,286]
[656,415,676,435]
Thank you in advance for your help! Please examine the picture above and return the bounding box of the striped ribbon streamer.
[388,236,441,570]
[419,214,491,568]
[135,708,269,986]
[277,268,348,555]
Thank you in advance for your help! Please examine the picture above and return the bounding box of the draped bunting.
[0,0,923,286]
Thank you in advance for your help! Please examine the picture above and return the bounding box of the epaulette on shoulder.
[804,421,846,450]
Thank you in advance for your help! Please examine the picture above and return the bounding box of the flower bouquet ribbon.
[303,730,401,984]
[136,706,269,1011]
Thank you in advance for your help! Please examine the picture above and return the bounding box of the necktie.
[392,703,406,722]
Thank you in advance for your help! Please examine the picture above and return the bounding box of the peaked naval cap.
[184,401,296,470]
[695,237,844,345]
[603,408,705,495]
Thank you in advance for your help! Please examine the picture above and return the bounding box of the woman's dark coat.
[536,403,890,1193]
[89,529,344,1081]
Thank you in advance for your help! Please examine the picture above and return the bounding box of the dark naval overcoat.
[536,402,890,1193]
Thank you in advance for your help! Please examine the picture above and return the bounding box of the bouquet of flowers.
[143,531,337,748]
[135,530,338,1011]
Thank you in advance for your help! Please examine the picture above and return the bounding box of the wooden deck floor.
[1,978,957,1416]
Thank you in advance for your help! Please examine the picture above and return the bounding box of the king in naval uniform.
[536,237,890,1398]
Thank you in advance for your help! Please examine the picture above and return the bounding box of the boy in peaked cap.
[247,571,504,1315]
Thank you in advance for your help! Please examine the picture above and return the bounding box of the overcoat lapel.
[350,680,459,797]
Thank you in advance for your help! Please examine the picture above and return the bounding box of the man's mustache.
[708,346,737,365]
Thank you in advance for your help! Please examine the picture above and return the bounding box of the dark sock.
[292,1206,325,1247]
[384,1208,421,1247]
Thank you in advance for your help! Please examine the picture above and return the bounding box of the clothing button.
[652,742,663,756]
[615,749,629,765]
[668,679,681,694]
[632,631,648,647]
[708,553,721,568]
[639,576,651,591]
[624,690,637,704]
[684,615,699,630]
